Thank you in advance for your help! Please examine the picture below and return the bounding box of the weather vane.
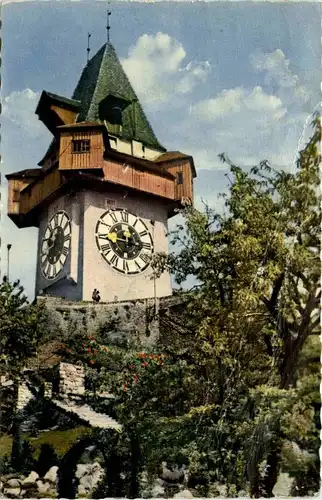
[106,4,111,44]
[87,32,91,63]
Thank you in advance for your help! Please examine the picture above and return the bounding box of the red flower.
[87,348,91,353]
[149,354,154,359]
[89,359,94,365]
[130,364,134,369]
[138,352,143,359]
[123,384,127,392]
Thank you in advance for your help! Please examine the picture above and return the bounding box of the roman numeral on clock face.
[101,243,111,254]
[142,242,151,250]
[121,211,129,223]
[99,221,111,229]
[110,212,118,223]
[135,260,141,271]
[140,252,151,264]
[123,260,129,273]
[97,233,110,240]
[110,254,119,267]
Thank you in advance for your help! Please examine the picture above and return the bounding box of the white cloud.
[122,40,313,172]
[177,61,211,95]
[2,89,43,136]
[191,86,286,123]
[121,32,210,108]
[250,49,310,104]
[169,47,317,171]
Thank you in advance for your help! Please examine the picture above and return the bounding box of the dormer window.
[177,171,183,185]
[72,139,90,154]
[99,94,130,136]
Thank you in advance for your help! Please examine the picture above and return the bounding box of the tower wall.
[35,189,172,303]
[82,189,172,302]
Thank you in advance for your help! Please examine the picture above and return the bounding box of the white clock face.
[40,211,71,280]
[95,209,154,274]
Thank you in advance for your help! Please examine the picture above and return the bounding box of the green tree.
[0,277,49,475]
[157,116,321,496]
[63,117,320,496]
[0,278,48,381]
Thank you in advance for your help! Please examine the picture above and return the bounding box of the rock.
[161,462,185,483]
[77,484,88,496]
[75,464,88,479]
[36,480,51,494]
[79,471,103,492]
[150,484,166,497]
[43,465,58,483]
[3,488,21,498]
[173,489,194,498]
[77,462,104,495]
[273,472,293,497]
[5,479,20,488]
[21,471,39,487]
[79,475,92,491]
[237,490,248,497]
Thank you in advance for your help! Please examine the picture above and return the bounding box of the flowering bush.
[121,352,166,393]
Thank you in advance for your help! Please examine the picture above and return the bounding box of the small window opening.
[72,139,90,154]
[13,189,20,203]
[177,171,183,185]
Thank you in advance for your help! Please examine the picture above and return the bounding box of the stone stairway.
[51,399,122,431]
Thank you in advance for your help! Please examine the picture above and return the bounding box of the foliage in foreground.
[1,120,320,497]
[66,118,320,497]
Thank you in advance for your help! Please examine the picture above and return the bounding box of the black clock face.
[40,211,71,280]
[95,209,153,274]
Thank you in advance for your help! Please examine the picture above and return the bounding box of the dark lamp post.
[7,244,12,282]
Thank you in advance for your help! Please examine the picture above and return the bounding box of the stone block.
[3,487,21,498]
[6,479,20,488]
[21,471,39,487]
[43,466,58,483]
[37,480,51,494]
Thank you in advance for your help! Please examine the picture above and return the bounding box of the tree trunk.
[259,444,282,497]
[250,440,282,498]
[129,428,141,498]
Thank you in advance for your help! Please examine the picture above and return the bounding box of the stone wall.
[15,362,85,414]
[38,295,161,345]
[57,362,85,401]
[17,381,34,411]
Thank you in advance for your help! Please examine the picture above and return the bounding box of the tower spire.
[87,32,91,63]
[106,5,111,44]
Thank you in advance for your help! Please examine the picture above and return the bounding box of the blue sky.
[1,1,320,299]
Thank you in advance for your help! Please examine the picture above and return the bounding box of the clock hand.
[107,232,118,243]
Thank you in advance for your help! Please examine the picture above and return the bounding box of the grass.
[0,426,92,459]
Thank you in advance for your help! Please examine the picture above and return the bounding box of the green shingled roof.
[72,43,165,151]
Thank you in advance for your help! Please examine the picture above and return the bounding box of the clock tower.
[6,42,196,303]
